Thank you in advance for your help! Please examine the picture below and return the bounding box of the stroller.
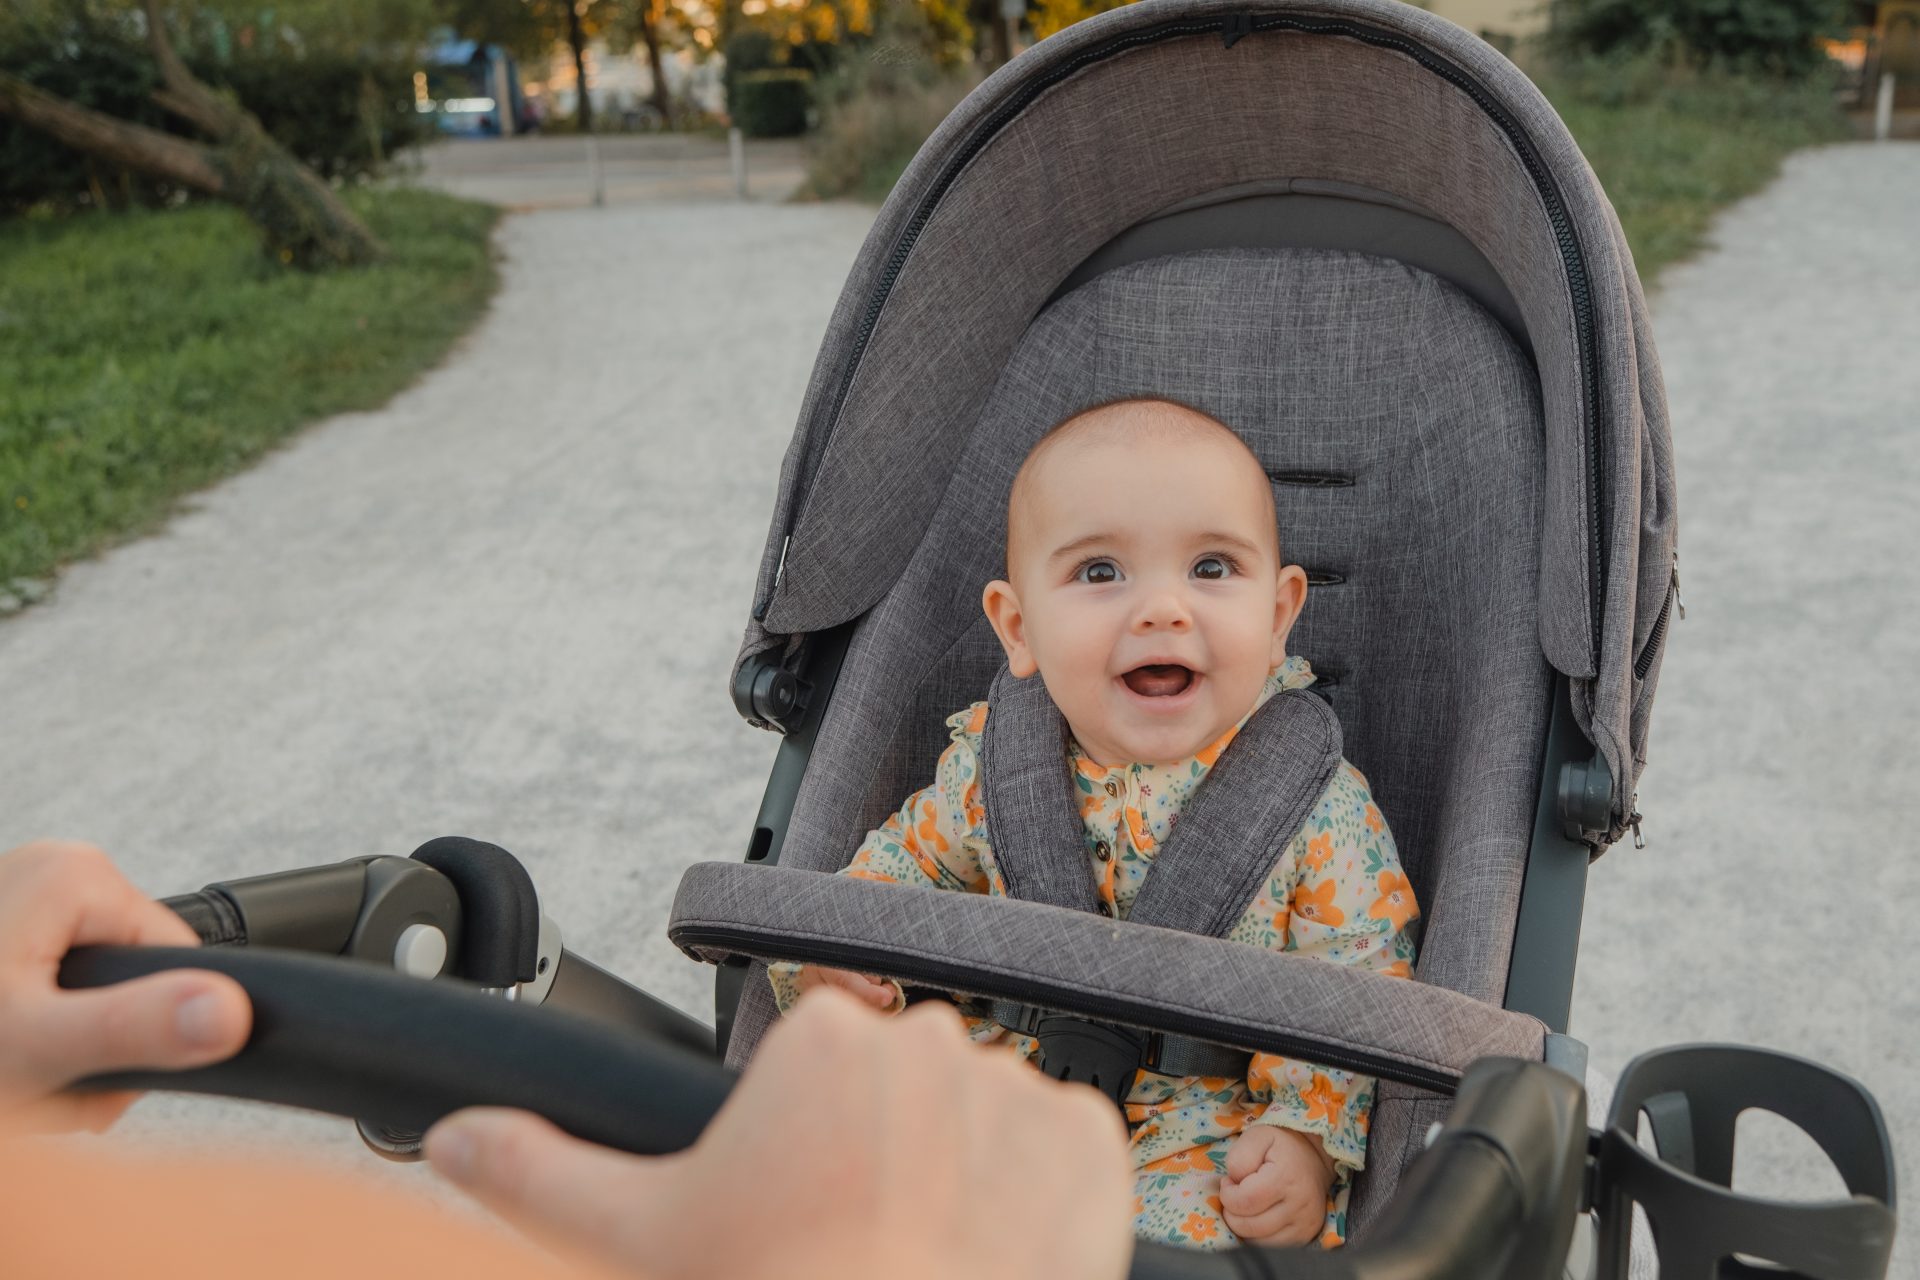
[63,2,1898,1277]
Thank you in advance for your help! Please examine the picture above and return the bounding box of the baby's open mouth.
[1122,664,1196,698]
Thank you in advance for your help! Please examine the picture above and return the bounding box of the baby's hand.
[792,964,901,1013]
[1219,1124,1337,1248]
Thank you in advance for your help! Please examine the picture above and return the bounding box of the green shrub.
[0,14,430,214]
[723,28,781,119]
[800,3,979,202]
[1547,0,1849,76]
[734,69,813,137]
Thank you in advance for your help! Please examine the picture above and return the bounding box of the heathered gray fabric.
[980,665,1101,914]
[735,0,1675,842]
[980,668,1343,937]
[672,863,1547,1084]
[1122,691,1342,939]
[717,248,1551,1231]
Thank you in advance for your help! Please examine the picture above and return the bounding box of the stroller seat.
[715,241,1548,1233]
[680,0,1676,1246]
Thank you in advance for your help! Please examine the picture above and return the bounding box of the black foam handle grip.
[60,946,731,1156]
[162,890,247,947]
[408,837,540,986]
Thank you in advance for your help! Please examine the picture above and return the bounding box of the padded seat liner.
[724,247,1550,1235]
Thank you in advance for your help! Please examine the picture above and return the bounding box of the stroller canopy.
[737,0,1676,845]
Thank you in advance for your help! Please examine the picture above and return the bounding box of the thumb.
[37,970,251,1081]
[427,1108,678,1266]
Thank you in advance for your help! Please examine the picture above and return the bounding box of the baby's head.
[982,399,1308,767]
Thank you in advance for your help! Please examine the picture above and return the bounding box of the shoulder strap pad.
[980,667,1345,938]
[978,665,1101,914]
[1127,689,1343,938]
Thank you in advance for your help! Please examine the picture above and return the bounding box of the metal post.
[1875,71,1895,142]
[729,126,747,199]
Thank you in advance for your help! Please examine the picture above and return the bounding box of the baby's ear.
[981,580,1038,678]
[1270,564,1309,665]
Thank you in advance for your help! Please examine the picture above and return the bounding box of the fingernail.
[427,1124,476,1182]
[174,991,225,1048]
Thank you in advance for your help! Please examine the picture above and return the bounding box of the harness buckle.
[1031,1015,1147,1109]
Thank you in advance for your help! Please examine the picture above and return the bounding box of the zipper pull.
[1671,550,1685,621]
[1629,792,1646,850]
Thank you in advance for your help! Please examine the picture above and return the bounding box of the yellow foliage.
[1030,0,1140,41]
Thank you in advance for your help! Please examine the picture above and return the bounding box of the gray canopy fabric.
[735,0,1676,845]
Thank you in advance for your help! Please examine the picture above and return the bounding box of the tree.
[0,0,383,267]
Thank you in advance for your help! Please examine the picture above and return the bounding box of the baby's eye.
[1192,555,1238,581]
[1075,559,1122,585]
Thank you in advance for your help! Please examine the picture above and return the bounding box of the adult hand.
[0,841,251,1133]
[426,988,1135,1280]
[1219,1124,1336,1248]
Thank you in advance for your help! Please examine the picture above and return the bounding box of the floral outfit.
[769,655,1419,1251]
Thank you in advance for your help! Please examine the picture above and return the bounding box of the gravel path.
[5,144,1915,1270]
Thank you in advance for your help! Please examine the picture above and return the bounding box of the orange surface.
[0,1138,604,1280]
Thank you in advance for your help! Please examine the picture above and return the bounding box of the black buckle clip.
[1032,1015,1147,1109]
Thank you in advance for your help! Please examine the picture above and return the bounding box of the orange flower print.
[847,869,903,885]
[1363,803,1385,834]
[962,778,985,828]
[1131,1195,1147,1217]
[1181,1213,1220,1244]
[915,797,950,854]
[1321,1227,1344,1249]
[1368,870,1418,929]
[1301,1072,1348,1126]
[1194,724,1239,768]
[1145,1147,1216,1175]
[1304,832,1334,870]
[1381,960,1413,979]
[1125,804,1156,852]
[1291,878,1346,927]
[1271,905,1292,937]
[965,704,987,735]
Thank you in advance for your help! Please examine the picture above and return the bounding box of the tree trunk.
[637,1,672,125]
[566,1,594,132]
[0,1,383,269]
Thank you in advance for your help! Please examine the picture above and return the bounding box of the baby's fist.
[1218,1125,1337,1248]
[792,964,901,1013]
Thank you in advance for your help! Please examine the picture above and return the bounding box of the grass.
[0,187,500,589]
[1530,56,1852,281]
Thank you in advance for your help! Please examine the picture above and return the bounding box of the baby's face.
[984,410,1306,766]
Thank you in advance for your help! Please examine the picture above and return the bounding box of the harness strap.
[976,664,1345,1106]
[980,666,1345,936]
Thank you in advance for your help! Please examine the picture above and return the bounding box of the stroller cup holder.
[1594,1044,1897,1280]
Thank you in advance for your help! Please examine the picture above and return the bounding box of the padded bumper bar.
[668,863,1544,1092]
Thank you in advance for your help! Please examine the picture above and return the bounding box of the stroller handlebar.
[58,945,1588,1280]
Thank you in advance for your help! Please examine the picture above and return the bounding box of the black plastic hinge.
[1222,13,1253,47]
[731,651,812,734]
[1556,753,1613,842]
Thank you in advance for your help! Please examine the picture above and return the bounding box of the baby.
[770,398,1419,1252]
